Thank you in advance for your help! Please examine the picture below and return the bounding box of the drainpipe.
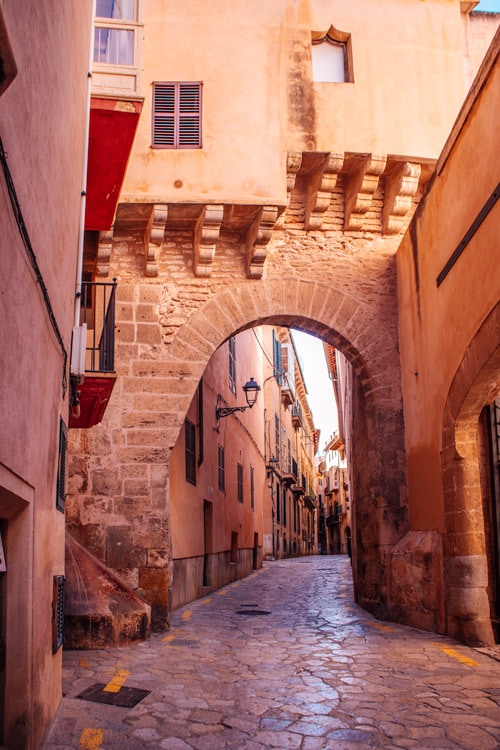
[71,0,96,380]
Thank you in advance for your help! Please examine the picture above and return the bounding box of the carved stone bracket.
[286,152,303,196]
[145,205,168,277]
[382,161,421,234]
[96,229,113,277]
[246,205,280,279]
[193,204,224,277]
[305,153,344,230]
[344,154,387,231]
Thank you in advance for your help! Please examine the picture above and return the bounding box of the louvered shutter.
[185,418,196,485]
[153,82,201,148]
[56,419,68,513]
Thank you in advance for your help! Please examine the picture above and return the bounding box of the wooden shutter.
[56,418,68,513]
[185,418,196,485]
[218,445,225,491]
[153,82,201,148]
[237,463,243,503]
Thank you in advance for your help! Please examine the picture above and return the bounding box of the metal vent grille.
[52,575,65,653]
[77,683,150,708]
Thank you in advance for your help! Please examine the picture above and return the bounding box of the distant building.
[169,326,318,610]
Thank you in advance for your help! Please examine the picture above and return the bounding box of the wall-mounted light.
[216,377,261,420]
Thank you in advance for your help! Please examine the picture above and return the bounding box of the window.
[274,414,280,463]
[56,418,68,513]
[94,0,137,65]
[228,336,236,395]
[250,465,255,510]
[272,330,282,383]
[311,26,353,83]
[152,82,202,149]
[218,445,225,491]
[93,0,142,95]
[185,418,196,485]
[237,463,244,503]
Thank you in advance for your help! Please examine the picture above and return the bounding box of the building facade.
[65,0,499,648]
[395,28,500,646]
[0,3,92,747]
[169,325,318,610]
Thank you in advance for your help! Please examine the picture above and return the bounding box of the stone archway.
[166,277,409,618]
[441,302,500,646]
[68,275,409,633]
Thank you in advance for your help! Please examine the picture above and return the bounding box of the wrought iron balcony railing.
[80,280,116,372]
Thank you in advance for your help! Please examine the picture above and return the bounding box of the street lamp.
[215,377,261,420]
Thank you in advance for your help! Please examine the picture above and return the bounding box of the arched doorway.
[441,302,500,645]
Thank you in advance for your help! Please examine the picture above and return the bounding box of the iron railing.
[80,280,116,372]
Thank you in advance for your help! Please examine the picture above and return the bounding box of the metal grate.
[77,683,150,708]
[236,610,271,616]
[52,575,65,653]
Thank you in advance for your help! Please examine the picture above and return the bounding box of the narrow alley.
[44,557,500,750]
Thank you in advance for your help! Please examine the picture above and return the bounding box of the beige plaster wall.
[0,2,91,746]
[122,0,471,207]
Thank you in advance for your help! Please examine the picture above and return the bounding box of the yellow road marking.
[79,657,90,667]
[201,597,212,604]
[79,728,103,748]
[162,634,176,643]
[103,668,130,693]
[365,621,395,633]
[435,644,479,667]
[217,589,228,595]
[181,610,192,621]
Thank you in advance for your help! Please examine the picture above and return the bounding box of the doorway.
[203,500,212,588]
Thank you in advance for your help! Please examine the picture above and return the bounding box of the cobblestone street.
[44,556,500,749]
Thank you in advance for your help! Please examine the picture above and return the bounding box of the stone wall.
[69,174,412,631]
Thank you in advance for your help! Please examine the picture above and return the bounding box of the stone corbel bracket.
[96,229,113,277]
[246,205,281,279]
[305,153,344,230]
[344,154,387,231]
[382,161,421,234]
[276,152,303,229]
[145,205,168,277]
[194,204,224,277]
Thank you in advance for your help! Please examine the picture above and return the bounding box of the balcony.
[325,504,343,526]
[291,402,302,429]
[69,281,117,429]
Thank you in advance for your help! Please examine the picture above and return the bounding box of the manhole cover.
[170,639,199,647]
[77,683,150,708]
[236,610,271,616]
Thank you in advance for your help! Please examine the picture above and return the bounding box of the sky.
[291,330,338,455]
[476,1,500,9]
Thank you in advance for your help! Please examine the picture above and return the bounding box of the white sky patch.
[291,330,339,454]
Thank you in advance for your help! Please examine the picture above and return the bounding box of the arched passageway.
[67,276,409,635]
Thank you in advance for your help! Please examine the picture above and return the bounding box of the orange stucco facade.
[1,7,499,746]
[396,29,500,644]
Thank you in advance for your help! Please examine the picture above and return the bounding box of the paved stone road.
[44,556,500,749]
